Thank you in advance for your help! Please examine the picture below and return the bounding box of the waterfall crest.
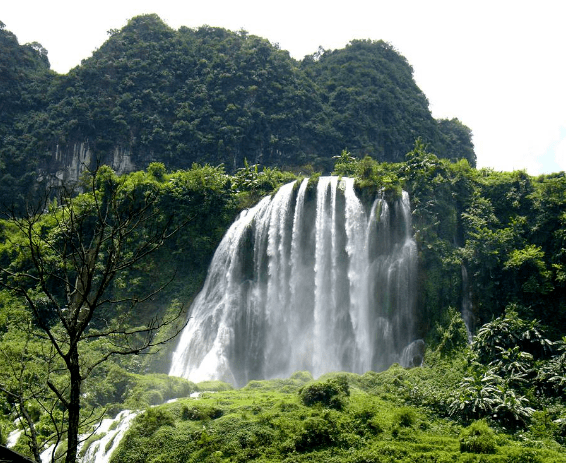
[169,177,418,386]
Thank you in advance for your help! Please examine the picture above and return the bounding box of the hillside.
[0,14,473,207]
[104,369,566,463]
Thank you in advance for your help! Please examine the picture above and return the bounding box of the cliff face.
[38,142,141,184]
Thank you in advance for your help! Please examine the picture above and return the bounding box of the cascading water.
[461,265,474,342]
[169,177,419,387]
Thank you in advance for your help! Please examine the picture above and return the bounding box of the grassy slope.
[107,367,566,463]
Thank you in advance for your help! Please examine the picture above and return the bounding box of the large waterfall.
[169,177,419,387]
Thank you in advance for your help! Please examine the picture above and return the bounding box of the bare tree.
[0,166,187,463]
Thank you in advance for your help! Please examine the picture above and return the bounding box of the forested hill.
[0,14,473,205]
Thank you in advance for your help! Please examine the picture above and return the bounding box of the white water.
[38,410,139,463]
[7,428,22,448]
[169,177,419,386]
[461,265,474,342]
[80,410,139,463]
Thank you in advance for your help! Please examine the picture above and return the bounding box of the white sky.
[3,0,566,175]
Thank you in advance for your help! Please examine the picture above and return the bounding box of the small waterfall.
[169,177,419,386]
[38,410,139,463]
[460,265,474,342]
[80,410,139,463]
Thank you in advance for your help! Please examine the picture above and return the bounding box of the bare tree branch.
[0,165,189,463]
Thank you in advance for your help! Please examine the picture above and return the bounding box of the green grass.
[108,369,566,463]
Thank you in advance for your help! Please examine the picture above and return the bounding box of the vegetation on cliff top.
[0,14,474,206]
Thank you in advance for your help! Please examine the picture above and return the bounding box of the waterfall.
[169,177,419,387]
[460,265,474,342]
[80,410,139,463]
[38,410,139,463]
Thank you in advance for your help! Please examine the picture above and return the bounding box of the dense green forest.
[0,15,473,207]
[1,13,565,463]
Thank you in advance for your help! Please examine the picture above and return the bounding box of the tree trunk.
[65,346,82,463]
[19,402,41,463]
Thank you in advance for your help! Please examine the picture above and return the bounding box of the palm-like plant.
[488,345,534,389]
[449,367,503,421]
[494,386,534,428]
[472,308,552,365]
[537,337,566,397]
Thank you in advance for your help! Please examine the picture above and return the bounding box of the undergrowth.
[108,365,566,463]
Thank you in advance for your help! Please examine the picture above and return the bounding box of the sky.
[3,0,566,175]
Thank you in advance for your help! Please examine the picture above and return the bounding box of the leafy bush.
[472,308,552,365]
[299,376,350,410]
[505,448,544,463]
[536,337,566,398]
[295,416,336,451]
[180,404,223,421]
[394,407,417,427]
[459,420,497,454]
[133,408,175,438]
[430,306,470,357]
[194,380,233,392]
[242,370,314,392]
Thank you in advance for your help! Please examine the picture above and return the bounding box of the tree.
[0,166,186,463]
[437,118,476,167]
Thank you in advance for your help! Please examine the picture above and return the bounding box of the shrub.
[431,306,470,356]
[134,408,175,437]
[394,407,417,427]
[180,404,223,421]
[290,370,314,383]
[459,420,497,454]
[195,380,233,392]
[505,448,543,463]
[299,376,349,410]
[295,416,335,451]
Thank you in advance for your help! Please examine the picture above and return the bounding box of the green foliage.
[242,370,314,393]
[294,416,337,451]
[107,367,566,463]
[402,140,475,336]
[472,308,552,365]
[299,376,350,410]
[504,244,552,294]
[430,306,470,356]
[85,363,198,411]
[459,420,497,454]
[449,310,566,432]
[332,149,359,177]
[0,48,565,455]
[231,161,297,206]
[331,152,403,200]
[437,117,476,166]
[181,403,223,421]
[193,380,234,392]
[146,162,167,181]
[303,40,471,165]
[537,337,566,397]
[394,407,418,427]
[131,407,175,438]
